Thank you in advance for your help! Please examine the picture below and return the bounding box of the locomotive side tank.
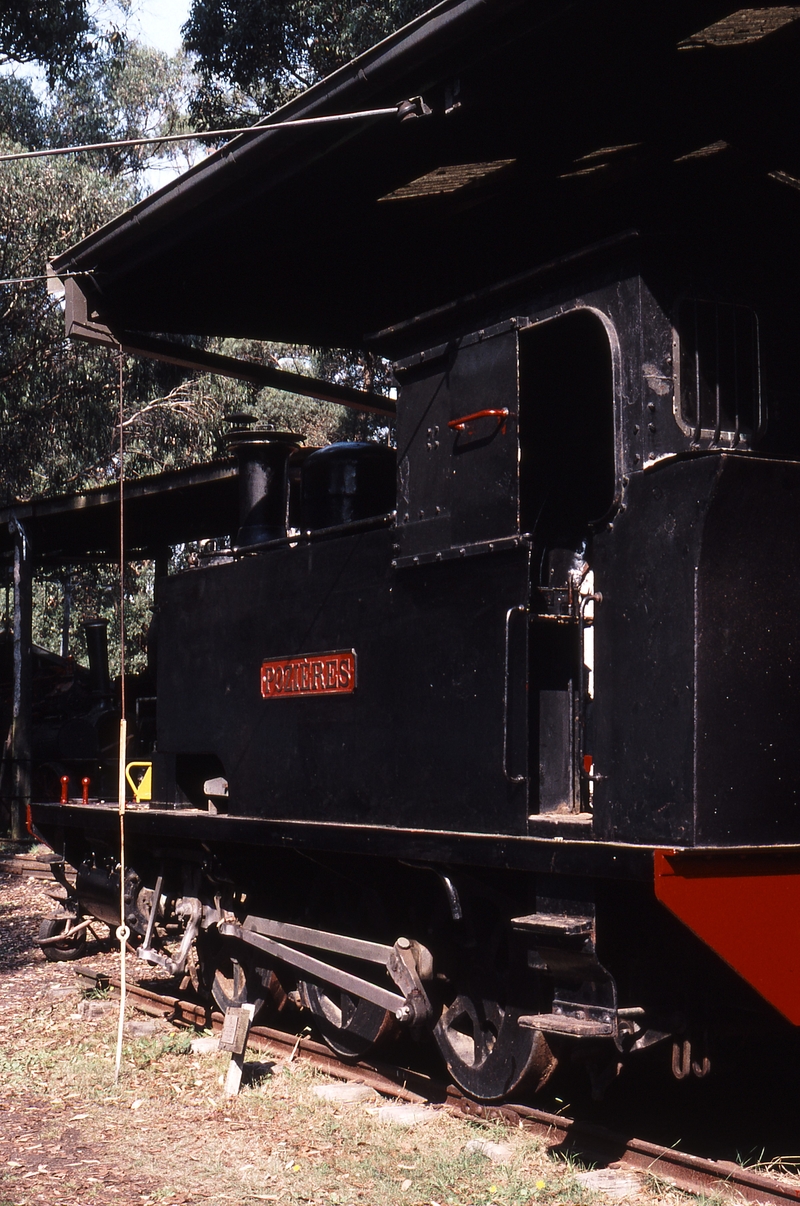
[28,0,800,1100]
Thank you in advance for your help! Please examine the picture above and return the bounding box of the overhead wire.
[0,272,83,287]
[0,98,425,298]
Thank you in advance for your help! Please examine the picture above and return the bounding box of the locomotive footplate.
[29,801,655,881]
[33,794,800,1097]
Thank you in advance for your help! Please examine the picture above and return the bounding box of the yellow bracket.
[125,761,153,803]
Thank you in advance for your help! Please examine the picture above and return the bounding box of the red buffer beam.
[654,848,800,1026]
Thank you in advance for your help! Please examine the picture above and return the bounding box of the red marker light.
[60,776,69,805]
[81,777,90,806]
[583,754,593,775]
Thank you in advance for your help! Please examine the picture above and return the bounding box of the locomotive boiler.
[28,0,800,1100]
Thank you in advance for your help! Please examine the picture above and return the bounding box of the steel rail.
[83,971,800,1206]
[455,1098,800,1206]
[93,973,433,1103]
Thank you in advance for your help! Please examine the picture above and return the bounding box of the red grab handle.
[447,408,509,431]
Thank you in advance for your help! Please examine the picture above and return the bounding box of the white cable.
[114,348,128,1085]
[114,719,128,1084]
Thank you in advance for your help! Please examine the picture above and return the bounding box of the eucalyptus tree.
[0,0,93,81]
[182,0,431,127]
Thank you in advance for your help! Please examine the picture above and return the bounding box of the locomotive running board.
[219,916,433,1024]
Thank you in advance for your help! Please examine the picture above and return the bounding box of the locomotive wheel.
[211,956,264,1016]
[433,991,557,1101]
[195,930,268,1020]
[38,915,88,963]
[299,980,395,1060]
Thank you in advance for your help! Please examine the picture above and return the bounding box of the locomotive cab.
[393,303,618,822]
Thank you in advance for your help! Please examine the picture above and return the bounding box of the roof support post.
[10,518,32,840]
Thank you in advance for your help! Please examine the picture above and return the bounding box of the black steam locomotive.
[29,0,800,1101]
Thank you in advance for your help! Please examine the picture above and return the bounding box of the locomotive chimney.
[226,420,303,548]
[82,618,112,702]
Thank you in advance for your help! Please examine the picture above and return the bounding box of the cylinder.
[82,618,111,700]
[227,430,302,548]
[301,442,396,531]
[75,864,144,935]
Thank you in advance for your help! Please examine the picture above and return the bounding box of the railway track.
[0,849,72,880]
[82,971,800,1206]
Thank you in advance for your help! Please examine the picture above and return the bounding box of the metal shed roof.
[0,462,238,563]
[51,0,800,355]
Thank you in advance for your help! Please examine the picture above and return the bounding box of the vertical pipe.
[10,518,32,841]
[83,618,112,700]
[115,347,128,1083]
[60,571,72,659]
[154,551,169,602]
[114,716,128,1084]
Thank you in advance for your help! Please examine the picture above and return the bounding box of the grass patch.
[127,1029,193,1066]
[82,982,111,1000]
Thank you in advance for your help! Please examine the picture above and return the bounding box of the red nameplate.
[260,650,357,698]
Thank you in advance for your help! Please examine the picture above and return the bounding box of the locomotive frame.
[11,0,800,1100]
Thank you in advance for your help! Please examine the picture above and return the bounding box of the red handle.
[60,775,69,805]
[447,407,509,431]
[81,777,90,806]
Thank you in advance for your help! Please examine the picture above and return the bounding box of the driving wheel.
[195,929,279,1020]
[433,989,556,1101]
[299,980,395,1059]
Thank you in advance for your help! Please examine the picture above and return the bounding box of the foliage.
[0,36,189,682]
[120,337,392,480]
[0,34,199,505]
[0,139,132,504]
[0,40,192,180]
[30,562,156,675]
[128,1028,193,1066]
[45,37,193,179]
[0,76,49,149]
[82,982,112,1000]
[0,0,93,83]
[182,0,432,128]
